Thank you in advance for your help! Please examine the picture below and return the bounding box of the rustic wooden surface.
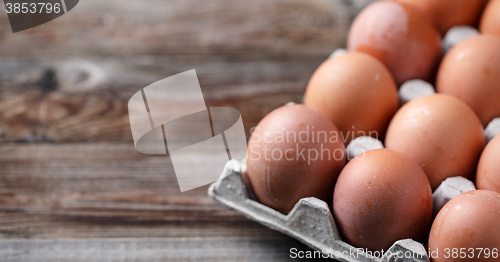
[0,0,373,261]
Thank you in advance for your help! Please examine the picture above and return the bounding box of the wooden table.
[0,0,373,261]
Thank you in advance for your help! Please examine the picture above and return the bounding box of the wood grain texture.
[0,238,329,262]
[0,143,328,261]
[0,0,374,142]
[0,143,242,238]
[0,0,371,58]
[0,0,376,260]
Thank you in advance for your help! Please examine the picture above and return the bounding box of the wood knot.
[55,60,108,93]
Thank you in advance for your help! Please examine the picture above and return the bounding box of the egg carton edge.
[208,160,476,262]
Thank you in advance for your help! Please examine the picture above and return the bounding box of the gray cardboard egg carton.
[209,93,495,261]
[208,159,476,262]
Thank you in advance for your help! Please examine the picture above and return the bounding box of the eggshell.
[436,35,500,126]
[385,94,485,190]
[245,104,345,214]
[333,149,433,252]
[399,0,488,35]
[480,0,500,37]
[476,135,500,193]
[304,52,398,144]
[429,190,500,262]
[347,1,442,85]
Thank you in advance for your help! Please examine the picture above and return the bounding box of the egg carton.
[208,159,476,262]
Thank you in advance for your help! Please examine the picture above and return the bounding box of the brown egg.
[245,104,346,214]
[479,0,500,37]
[429,190,500,262]
[304,52,398,145]
[333,149,433,252]
[347,1,442,85]
[477,135,500,193]
[436,35,500,126]
[399,0,488,35]
[385,94,485,190]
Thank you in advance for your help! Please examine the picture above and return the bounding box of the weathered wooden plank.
[0,207,282,239]
[0,59,316,142]
[0,0,372,58]
[0,143,334,261]
[0,0,374,142]
[0,143,278,239]
[0,238,328,262]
